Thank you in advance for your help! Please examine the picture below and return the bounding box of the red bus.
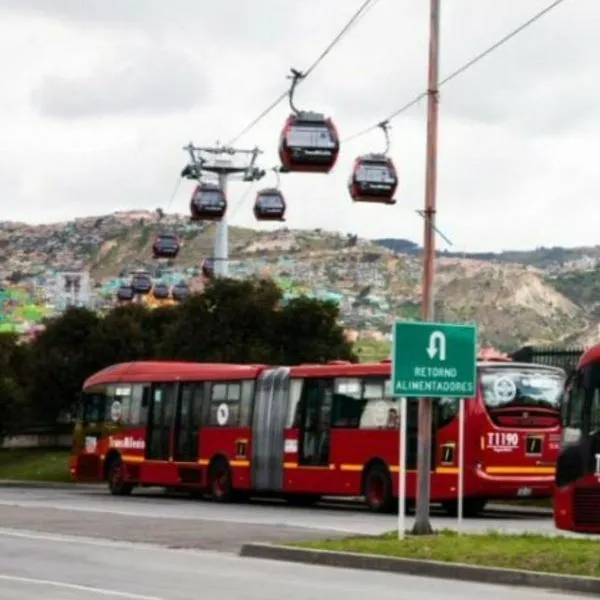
[554,344,600,533]
[71,356,565,515]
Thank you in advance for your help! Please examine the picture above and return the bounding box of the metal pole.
[398,396,407,540]
[214,172,229,277]
[457,397,465,529]
[412,0,441,536]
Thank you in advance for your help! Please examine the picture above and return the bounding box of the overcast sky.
[0,0,596,252]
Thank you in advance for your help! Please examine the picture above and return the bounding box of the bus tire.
[441,498,487,517]
[106,456,133,496]
[208,458,234,503]
[363,463,394,513]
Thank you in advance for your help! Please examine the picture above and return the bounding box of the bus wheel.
[107,457,133,496]
[441,498,487,517]
[364,463,394,513]
[209,459,233,503]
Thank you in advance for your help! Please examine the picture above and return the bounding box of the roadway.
[0,528,582,600]
[0,485,561,551]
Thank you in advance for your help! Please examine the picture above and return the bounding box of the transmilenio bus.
[554,344,600,533]
[71,354,565,515]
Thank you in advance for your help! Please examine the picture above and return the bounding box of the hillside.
[1,210,599,352]
[375,238,600,272]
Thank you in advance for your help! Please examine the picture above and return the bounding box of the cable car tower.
[181,142,265,278]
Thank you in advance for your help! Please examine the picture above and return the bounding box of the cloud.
[31,41,209,119]
[0,0,599,252]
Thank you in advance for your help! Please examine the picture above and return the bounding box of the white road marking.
[0,574,164,599]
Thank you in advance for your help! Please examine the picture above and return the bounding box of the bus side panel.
[554,483,575,532]
[329,429,400,496]
[200,426,252,491]
[279,428,340,496]
[555,474,600,534]
[139,461,179,486]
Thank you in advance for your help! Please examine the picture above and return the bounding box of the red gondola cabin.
[190,182,227,221]
[278,112,339,174]
[116,284,134,302]
[130,273,152,296]
[152,233,181,260]
[348,154,398,204]
[253,188,286,222]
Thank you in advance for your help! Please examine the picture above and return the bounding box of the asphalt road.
[0,485,560,551]
[0,529,582,600]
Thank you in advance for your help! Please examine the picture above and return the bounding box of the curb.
[0,480,100,490]
[239,543,600,595]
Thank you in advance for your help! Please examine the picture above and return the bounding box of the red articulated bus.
[554,344,600,533]
[72,354,565,515]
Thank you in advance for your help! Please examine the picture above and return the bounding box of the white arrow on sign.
[426,330,447,361]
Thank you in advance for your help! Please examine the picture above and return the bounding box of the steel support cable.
[226,0,380,146]
[343,0,570,143]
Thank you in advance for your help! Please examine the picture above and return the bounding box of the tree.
[26,307,100,424]
[160,277,282,363]
[276,297,357,365]
[0,333,26,436]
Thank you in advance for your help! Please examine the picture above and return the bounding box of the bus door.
[173,382,204,463]
[145,382,177,461]
[298,378,333,468]
[251,367,290,492]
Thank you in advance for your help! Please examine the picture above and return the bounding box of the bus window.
[83,390,106,423]
[239,380,255,427]
[106,384,132,425]
[589,389,600,434]
[209,381,242,427]
[286,379,304,428]
[129,384,144,426]
[566,384,585,429]
[437,397,459,428]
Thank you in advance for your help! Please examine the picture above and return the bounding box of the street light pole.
[412,0,441,536]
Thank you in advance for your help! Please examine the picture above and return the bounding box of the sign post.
[392,320,477,536]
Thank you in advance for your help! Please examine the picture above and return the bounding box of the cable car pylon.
[181,142,265,278]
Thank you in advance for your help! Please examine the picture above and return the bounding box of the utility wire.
[344,0,570,143]
[226,0,380,146]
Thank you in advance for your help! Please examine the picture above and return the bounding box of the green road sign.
[392,321,478,398]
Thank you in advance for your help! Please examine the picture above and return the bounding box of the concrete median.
[240,542,600,595]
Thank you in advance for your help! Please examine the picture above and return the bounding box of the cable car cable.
[226,0,380,146]
[343,0,570,144]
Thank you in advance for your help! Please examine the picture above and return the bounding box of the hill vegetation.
[1,210,600,351]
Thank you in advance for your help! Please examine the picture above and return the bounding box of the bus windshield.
[480,366,564,411]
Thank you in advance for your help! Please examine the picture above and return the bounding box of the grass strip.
[0,448,72,482]
[290,530,600,578]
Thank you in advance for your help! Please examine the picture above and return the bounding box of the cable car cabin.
[189,183,227,221]
[152,282,170,300]
[116,285,134,302]
[348,154,398,204]
[278,111,339,174]
[254,188,286,222]
[152,233,181,260]
[130,273,152,295]
[171,282,191,302]
[202,258,215,280]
